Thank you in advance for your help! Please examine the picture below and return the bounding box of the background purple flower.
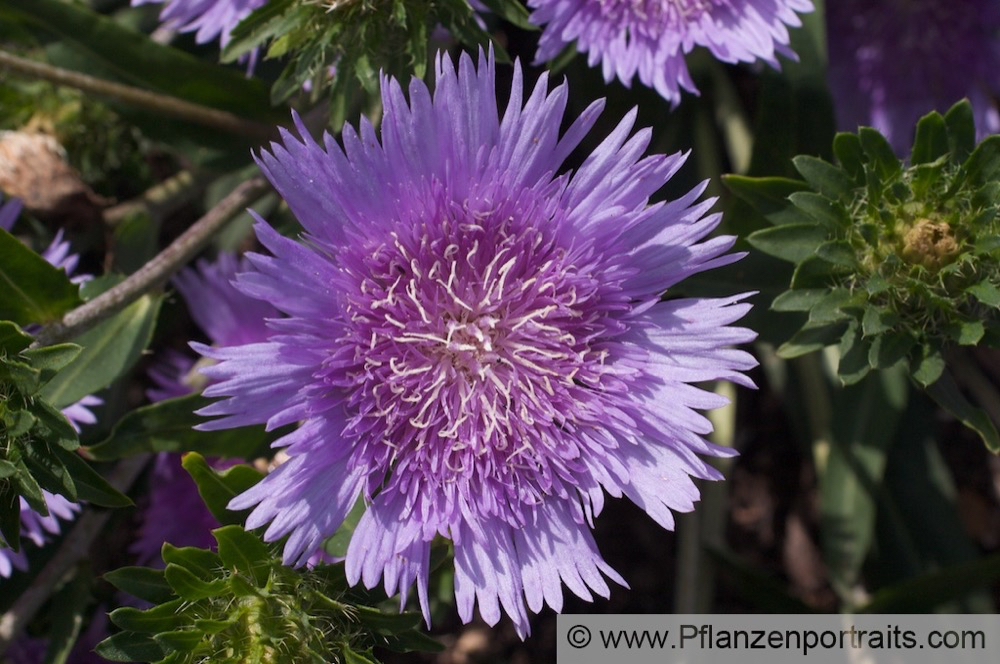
[147,252,276,401]
[0,494,80,579]
[528,0,812,104]
[133,0,268,69]
[136,253,277,565]
[827,0,1000,154]
[196,50,756,636]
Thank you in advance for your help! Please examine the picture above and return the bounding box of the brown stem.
[33,175,270,347]
[0,50,272,141]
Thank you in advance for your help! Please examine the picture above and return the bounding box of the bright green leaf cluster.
[0,322,130,549]
[99,526,440,663]
[97,455,439,662]
[224,0,516,117]
[727,100,1000,449]
[733,101,1000,383]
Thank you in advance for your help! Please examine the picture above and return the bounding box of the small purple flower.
[197,50,756,636]
[133,0,267,69]
[528,0,812,105]
[0,193,21,232]
[0,493,80,578]
[827,0,1000,154]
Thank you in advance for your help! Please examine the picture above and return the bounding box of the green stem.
[0,50,272,141]
[33,175,270,347]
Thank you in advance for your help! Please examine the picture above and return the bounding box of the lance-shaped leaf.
[41,293,161,409]
[0,227,82,325]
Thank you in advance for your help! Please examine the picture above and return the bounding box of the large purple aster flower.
[827,0,1000,154]
[528,0,812,104]
[196,50,756,635]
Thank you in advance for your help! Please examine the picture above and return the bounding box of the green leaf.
[747,223,828,263]
[0,356,41,394]
[164,563,226,601]
[0,485,22,551]
[832,132,865,183]
[27,399,79,450]
[947,319,985,346]
[477,0,537,30]
[771,288,829,312]
[161,544,223,580]
[788,192,848,229]
[967,281,1000,308]
[792,155,855,200]
[790,255,839,290]
[959,135,1000,187]
[859,127,902,181]
[0,321,33,353]
[859,554,1000,613]
[342,647,380,664]
[721,175,809,226]
[912,348,946,387]
[0,461,18,479]
[944,99,976,162]
[94,632,167,663]
[86,394,273,461]
[0,227,82,325]
[2,0,282,124]
[820,366,908,598]
[815,241,857,268]
[861,307,897,337]
[20,344,82,385]
[808,289,859,325]
[23,439,77,501]
[868,332,915,369]
[925,372,1000,452]
[53,446,132,507]
[154,630,203,653]
[222,0,296,62]
[109,600,188,633]
[910,111,949,165]
[777,322,848,358]
[104,567,175,605]
[213,525,272,587]
[181,453,263,526]
[41,293,161,409]
[836,324,871,385]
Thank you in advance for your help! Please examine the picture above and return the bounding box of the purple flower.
[147,252,277,401]
[196,50,756,636]
[131,455,236,566]
[0,193,21,232]
[0,493,80,579]
[827,0,1000,154]
[133,0,267,68]
[138,253,277,564]
[528,0,812,104]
